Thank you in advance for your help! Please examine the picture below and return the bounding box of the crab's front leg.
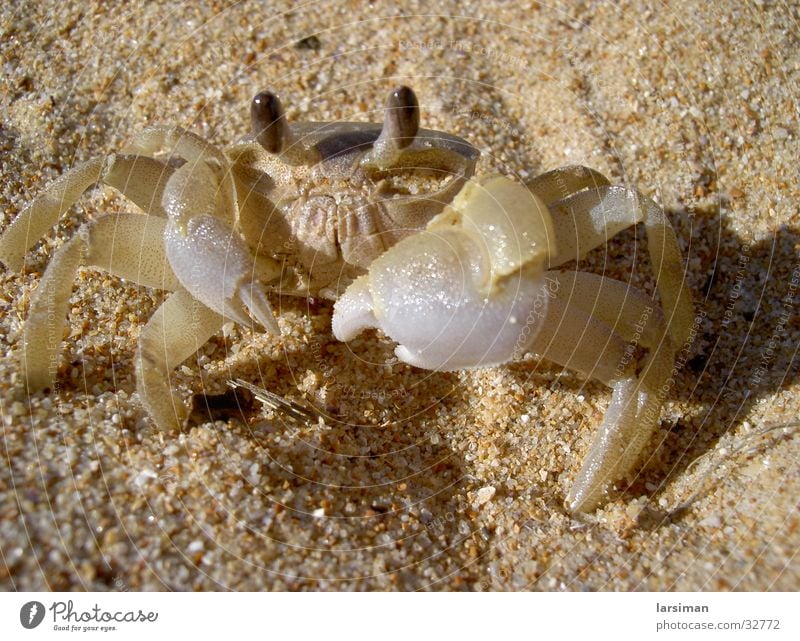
[17,213,180,391]
[136,289,224,431]
[0,153,177,271]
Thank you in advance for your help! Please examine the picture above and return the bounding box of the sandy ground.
[1,0,798,591]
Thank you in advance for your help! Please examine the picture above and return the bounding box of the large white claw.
[333,175,555,370]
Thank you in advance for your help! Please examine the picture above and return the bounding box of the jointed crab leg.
[0,126,244,274]
[21,214,180,390]
[568,335,674,512]
[527,271,674,511]
[542,184,693,347]
[136,289,223,431]
[122,126,227,167]
[548,270,667,348]
[0,154,175,271]
[525,165,611,206]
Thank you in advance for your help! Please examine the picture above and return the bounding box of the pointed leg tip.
[565,491,592,514]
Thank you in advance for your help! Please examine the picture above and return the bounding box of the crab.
[0,86,477,432]
[0,86,693,512]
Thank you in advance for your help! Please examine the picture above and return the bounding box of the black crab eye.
[384,86,420,149]
[251,90,286,154]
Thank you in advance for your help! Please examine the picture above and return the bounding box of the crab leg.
[122,126,227,166]
[525,165,610,206]
[568,342,674,512]
[136,289,223,431]
[549,270,667,348]
[543,185,693,347]
[20,214,180,390]
[526,271,674,512]
[0,159,103,271]
[0,155,175,271]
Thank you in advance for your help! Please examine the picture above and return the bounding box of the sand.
[1,0,798,590]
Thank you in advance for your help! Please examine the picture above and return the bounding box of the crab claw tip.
[332,275,379,342]
[240,285,280,335]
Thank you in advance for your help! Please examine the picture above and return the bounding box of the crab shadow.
[632,206,800,526]
[496,200,800,529]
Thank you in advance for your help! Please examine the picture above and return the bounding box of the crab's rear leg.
[21,214,180,390]
[136,289,223,431]
[540,184,694,348]
[121,126,227,166]
[0,154,176,271]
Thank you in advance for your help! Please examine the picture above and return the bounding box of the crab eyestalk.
[251,90,319,165]
[362,86,420,168]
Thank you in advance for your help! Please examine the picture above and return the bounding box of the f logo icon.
[20,601,45,629]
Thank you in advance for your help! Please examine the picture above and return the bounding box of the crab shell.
[224,119,480,294]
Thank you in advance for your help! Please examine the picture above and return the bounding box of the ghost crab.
[0,86,693,512]
[0,86,477,431]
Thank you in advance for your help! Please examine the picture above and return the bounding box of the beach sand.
[1,0,798,590]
